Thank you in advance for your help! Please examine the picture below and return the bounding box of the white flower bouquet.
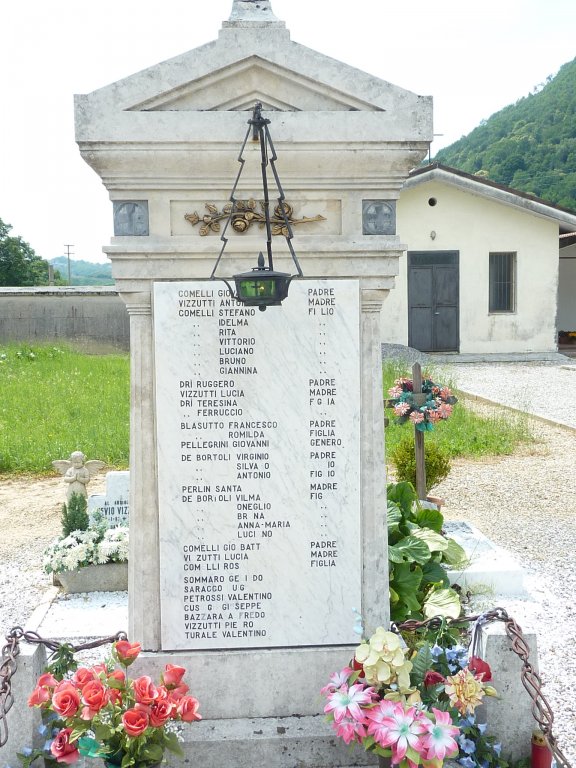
[43,518,129,574]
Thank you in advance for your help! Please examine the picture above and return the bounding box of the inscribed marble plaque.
[153,280,361,650]
[88,471,130,527]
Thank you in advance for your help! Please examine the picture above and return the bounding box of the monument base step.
[177,715,378,768]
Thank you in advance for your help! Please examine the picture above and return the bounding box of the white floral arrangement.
[43,522,129,574]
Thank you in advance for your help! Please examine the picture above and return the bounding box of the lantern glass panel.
[237,278,277,300]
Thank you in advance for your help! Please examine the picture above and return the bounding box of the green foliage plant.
[389,435,451,492]
[60,492,89,537]
[387,481,466,623]
[0,218,59,286]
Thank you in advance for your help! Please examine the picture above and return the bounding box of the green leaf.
[17,749,47,768]
[387,481,417,517]
[411,527,449,552]
[410,643,434,684]
[422,587,461,619]
[164,732,185,757]
[422,560,449,586]
[93,722,115,741]
[390,562,423,611]
[388,535,431,565]
[363,735,375,750]
[441,537,468,565]
[140,744,164,762]
[415,506,444,532]
[349,669,361,684]
[386,503,402,531]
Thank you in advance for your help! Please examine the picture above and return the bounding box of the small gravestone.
[87,470,130,526]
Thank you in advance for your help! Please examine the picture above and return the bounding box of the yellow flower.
[444,669,485,715]
[355,628,410,687]
[384,688,422,705]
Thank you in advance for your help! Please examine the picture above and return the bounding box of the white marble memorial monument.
[154,280,361,650]
[74,1,432,764]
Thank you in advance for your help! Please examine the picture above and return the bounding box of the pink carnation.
[409,411,425,425]
[437,403,453,419]
[393,402,411,417]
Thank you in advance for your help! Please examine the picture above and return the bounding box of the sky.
[1,0,575,265]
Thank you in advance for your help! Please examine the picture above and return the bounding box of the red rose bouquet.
[25,640,201,768]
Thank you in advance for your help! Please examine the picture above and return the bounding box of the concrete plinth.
[175,715,378,768]
[2,642,46,767]
[58,563,128,593]
[481,622,536,761]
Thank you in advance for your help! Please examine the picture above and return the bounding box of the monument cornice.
[75,110,432,144]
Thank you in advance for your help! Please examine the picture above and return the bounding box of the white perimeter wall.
[382,180,559,353]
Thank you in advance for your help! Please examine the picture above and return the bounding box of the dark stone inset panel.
[362,200,396,235]
[113,201,149,236]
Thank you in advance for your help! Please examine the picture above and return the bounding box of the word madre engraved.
[185,200,326,236]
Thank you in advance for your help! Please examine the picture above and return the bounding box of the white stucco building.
[383,163,576,354]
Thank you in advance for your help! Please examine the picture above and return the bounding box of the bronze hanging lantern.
[210,103,303,311]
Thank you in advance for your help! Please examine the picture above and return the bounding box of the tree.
[0,218,54,286]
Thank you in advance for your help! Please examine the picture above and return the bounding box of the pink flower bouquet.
[26,640,201,768]
[388,376,458,432]
[321,627,498,768]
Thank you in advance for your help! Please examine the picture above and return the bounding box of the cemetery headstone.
[88,470,130,527]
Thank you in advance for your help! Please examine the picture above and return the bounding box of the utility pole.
[64,244,74,285]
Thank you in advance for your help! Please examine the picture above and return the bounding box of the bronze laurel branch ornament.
[185,199,325,236]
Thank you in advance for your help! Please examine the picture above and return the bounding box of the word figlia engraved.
[185,200,325,236]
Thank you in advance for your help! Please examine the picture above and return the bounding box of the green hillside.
[50,256,113,286]
[435,57,576,209]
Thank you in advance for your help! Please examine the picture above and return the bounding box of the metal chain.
[1,614,572,767]
[0,626,127,747]
[493,607,571,768]
[399,607,572,768]
[0,627,21,747]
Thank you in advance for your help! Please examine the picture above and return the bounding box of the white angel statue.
[52,451,105,501]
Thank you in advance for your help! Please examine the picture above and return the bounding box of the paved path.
[437,359,576,429]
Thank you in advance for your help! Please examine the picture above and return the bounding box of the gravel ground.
[1,360,575,763]
[436,360,576,764]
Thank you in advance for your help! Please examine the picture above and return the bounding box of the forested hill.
[50,256,113,286]
[434,57,576,210]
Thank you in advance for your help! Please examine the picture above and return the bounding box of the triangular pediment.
[127,56,384,113]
